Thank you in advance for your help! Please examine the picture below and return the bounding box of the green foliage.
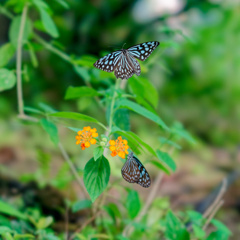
[72,200,92,212]
[40,118,59,145]
[0,43,15,68]
[126,190,141,219]
[129,76,158,109]
[50,111,106,130]
[9,16,32,47]
[34,2,59,38]
[156,150,176,172]
[164,211,190,240]
[0,68,16,92]
[0,200,27,220]
[0,0,234,239]
[117,99,168,130]
[93,146,104,161]
[65,86,102,99]
[83,156,110,202]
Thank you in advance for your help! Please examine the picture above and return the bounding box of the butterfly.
[121,152,151,188]
[93,41,160,80]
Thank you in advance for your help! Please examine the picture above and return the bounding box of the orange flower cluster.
[109,136,129,159]
[76,126,98,150]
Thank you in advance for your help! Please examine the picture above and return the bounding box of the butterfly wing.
[94,51,122,72]
[127,41,159,61]
[121,153,140,183]
[134,156,151,188]
[114,54,135,80]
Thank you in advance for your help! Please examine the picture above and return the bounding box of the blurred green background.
[0,0,240,238]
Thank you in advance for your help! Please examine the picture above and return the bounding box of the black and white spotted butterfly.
[94,41,160,80]
[121,152,151,188]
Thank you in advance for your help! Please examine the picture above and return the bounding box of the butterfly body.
[94,41,159,80]
[121,152,151,188]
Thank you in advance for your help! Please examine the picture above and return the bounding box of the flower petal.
[109,146,116,151]
[92,132,98,137]
[90,138,96,144]
[109,140,116,145]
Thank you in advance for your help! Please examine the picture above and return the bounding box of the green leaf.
[74,65,91,81]
[83,156,110,202]
[211,219,232,236]
[26,42,38,67]
[116,236,130,240]
[193,224,205,239]
[38,8,59,38]
[110,127,143,155]
[150,160,170,175]
[159,137,181,149]
[1,232,14,240]
[65,86,101,99]
[129,76,158,108]
[171,122,195,144]
[91,234,111,239]
[156,150,176,172]
[126,190,141,219]
[165,211,190,240]
[0,227,13,234]
[113,108,130,131]
[126,131,156,156]
[72,200,92,212]
[0,200,27,220]
[24,106,44,115]
[9,16,32,47]
[36,216,53,230]
[50,111,98,122]
[74,55,98,68]
[0,43,15,68]
[14,234,35,239]
[54,0,69,9]
[0,69,16,92]
[103,203,121,223]
[206,231,229,240]
[39,102,57,113]
[186,210,204,224]
[117,99,168,130]
[40,118,59,145]
[93,146,104,161]
[49,112,106,130]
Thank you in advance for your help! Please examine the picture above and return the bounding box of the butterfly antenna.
[122,43,126,50]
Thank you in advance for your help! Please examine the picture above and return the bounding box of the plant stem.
[108,78,121,134]
[58,142,89,198]
[33,34,73,64]
[122,172,164,237]
[203,200,224,231]
[16,4,28,117]
[203,178,227,219]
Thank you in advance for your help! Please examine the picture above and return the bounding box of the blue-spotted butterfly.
[121,152,151,188]
[94,41,160,80]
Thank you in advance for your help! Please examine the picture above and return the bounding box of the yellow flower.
[76,126,98,150]
[109,136,129,159]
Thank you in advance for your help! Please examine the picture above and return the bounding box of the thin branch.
[123,172,164,237]
[65,204,69,240]
[33,34,73,64]
[203,178,227,219]
[108,78,121,134]
[187,178,227,232]
[69,211,102,240]
[58,142,89,198]
[203,200,224,231]
[16,4,28,117]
